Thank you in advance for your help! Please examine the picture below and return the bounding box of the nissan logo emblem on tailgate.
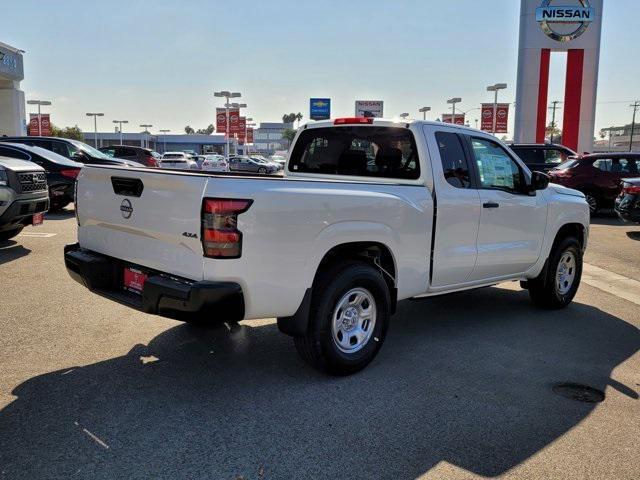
[120,199,133,219]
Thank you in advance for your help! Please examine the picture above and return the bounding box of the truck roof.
[302,118,479,132]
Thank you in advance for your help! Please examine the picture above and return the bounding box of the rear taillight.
[60,169,80,179]
[145,156,160,167]
[334,117,374,125]
[202,198,252,258]
[623,185,640,195]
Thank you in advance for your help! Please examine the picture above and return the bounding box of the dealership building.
[0,41,26,136]
[82,132,229,154]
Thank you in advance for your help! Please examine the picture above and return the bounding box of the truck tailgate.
[76,166,207,280]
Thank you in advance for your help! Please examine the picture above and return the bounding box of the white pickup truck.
[65,118,589,374]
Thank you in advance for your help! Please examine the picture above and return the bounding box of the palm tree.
[295,112,303,127]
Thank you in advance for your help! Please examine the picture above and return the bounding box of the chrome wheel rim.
[585,195,597,213]
[331,288,377,354]
[556,250,577,295]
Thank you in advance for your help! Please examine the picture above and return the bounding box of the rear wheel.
[584,194,598,215]
[528,236,582,309]
[0,227,24,242]
[294,261,391,375]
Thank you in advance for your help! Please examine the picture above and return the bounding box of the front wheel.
[258,167,266,174]
[528,236,582,309]
[584,194,598,215]
[294,261,391,375]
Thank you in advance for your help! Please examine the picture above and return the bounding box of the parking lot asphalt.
[1,208,639,480]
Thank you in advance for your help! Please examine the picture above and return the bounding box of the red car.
[548,153,640,214]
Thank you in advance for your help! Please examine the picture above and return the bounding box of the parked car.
[0,142,82,211]
[0,156,49,241]
[65,118,589,375]
[193,155,207,169]
[269,154,287,169]
[548,152,640,214]
[0,136,144,168]
[229,156,278,174]
[251,156,282,171]
[201,154,229,172]
[509,143,577,172]
[99,145,161,167]
[160,152,198,170]
[615,177,640,224]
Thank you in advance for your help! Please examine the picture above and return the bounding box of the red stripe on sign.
[563,49,584,152]
[536,49,551,143]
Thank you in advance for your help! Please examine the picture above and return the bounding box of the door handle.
[483,202,499,209]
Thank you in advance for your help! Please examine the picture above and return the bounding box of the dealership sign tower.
[514,0,602,153]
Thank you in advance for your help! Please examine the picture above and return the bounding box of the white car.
[269,154,286,169]
[160,151,198,170]
[66,118,589,375]
[201,154,229,172]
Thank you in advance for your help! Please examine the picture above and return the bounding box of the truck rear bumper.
[64,243,244,322]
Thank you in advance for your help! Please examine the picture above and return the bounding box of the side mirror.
[531,171,550,191]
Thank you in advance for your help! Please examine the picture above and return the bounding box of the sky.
[5,0,639,137]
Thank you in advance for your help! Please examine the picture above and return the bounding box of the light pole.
[418,107,431,121]
[214,90,241,158]
[228,102,247,155]
[139,124,153,148]
[27,100,52,136]
[399,113,410,120]
[629,101,640,152]
[159,129,170,153]
[86,113,104,147]
[486,83,507,135]
[446,98,462,124]
[113,119,128,145]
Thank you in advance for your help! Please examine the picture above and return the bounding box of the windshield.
[163,154,186,160]
[151,151,162,158]
[68,139,111,159]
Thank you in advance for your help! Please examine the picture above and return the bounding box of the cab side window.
[593,159,611,172]
[471,138,523,193]
[544,149,567,165]
[435,132,471,188]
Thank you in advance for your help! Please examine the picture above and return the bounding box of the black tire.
[0,226,24,242]
[528,236,582,309]
[258,167,266,174]
[584,193,598,215]
[294,261,391,375]
[49,201,70,212]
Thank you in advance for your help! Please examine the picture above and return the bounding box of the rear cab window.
[288,126,420,180]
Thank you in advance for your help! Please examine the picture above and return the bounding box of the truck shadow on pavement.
[0,240,30,265]
[1,287,638,479]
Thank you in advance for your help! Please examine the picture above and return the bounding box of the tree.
[545,123,561,143]
[295,112,303,127]
[195,124,215,135]
[282,113,297,124]
[50,124,83,141]
[282,128,297,146]
[184,125,195,134]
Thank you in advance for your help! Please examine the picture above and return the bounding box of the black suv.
[0,142,82,211]
[508,143,577,172]
[0,136,144,168]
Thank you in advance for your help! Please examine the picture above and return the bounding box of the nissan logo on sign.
[536,0,594,42]
[120,199,133,219]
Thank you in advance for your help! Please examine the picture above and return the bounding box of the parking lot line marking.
[18,232,57,238]
[582,263,640,306]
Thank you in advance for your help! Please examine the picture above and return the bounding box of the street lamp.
[214,90,241,158]
[159,129,170,153]
[399,113,410,120]
[418,106,431,120]
[446,98,462,124]
[86,112,104,147]
[113,119,129,145]
[27,100,52,136]
[139,124,153,148]
[486,83,507,134]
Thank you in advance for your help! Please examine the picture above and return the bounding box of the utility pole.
[629,101,640,152]
[139,124,153,148]
[548,101,561,144]
[86,113,104,148]
[113,120,128,145]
